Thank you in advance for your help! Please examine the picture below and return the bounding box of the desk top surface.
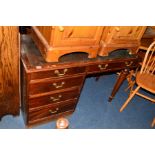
[21,34,139,70]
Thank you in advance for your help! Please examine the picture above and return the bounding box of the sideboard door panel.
[0,26,19,118]
[98,26,147,56]
[52,26,103,47]
[112,26,146,41]
[105,26,146,44]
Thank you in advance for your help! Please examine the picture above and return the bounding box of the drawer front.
[87,60,138,74]
[29,88,79,109]
[28,99,77,122]
[87,62,125,73]
[30,66,86,80]
[29,76,84,95]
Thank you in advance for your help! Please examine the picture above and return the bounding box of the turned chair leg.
[120,86,141,112]
[151,118,155,128]
[124,70,136,96]
[125,80,136,96]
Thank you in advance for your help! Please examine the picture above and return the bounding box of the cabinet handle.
[125,61,133,67]
[115,27,120,32]
[98,64,108,70]
[54,69,68,77]
[50,95,62,102]
[53,82,65,89]
[49,108,59,114]
[59,26,64,32]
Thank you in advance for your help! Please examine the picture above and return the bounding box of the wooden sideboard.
[31,26,103,62]
[21,34,140,126]
[99,26,147,56]
[0,26,19,119]
[30,26,146,62]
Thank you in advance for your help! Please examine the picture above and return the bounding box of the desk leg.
[108,69,129,102]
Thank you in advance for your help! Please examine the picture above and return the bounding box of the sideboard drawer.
[28,88,79,109]
[30,66,86,80]
[28,99,77,122]
[29,76,84,95]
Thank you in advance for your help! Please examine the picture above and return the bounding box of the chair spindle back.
[140,41,155,74]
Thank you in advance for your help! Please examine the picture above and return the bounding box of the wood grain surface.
[0,26,19,118]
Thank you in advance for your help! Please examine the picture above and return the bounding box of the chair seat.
[136,72,155,94]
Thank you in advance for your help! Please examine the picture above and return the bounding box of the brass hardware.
[59,26,64,32]
[54,69,68,77]
[53,82,65,89]
[50,95,62,102]
[49,108,59,114]
[125,61,133,66]
[115,27,120,32]
[129,51,133,55]
[98,64,108,70]
[127,49,133,55]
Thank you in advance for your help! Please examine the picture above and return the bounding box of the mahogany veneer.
[21,34,140,127]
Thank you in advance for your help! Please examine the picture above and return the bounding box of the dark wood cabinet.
[21,34,140,127]
[0,26,149,127]
[0,26,20,118]
[21,35,87,126]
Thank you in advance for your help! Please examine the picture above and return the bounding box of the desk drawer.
[28,88,79,109]
[87,62,124,73]
[28,99,77,122]
[29,76,84,95]
[87,60,138,74]
[30,66,86,80]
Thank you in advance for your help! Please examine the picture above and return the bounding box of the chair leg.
[125,80,136,96]
[120,86,140,112]
[151,118,155,128]
[124,70,136,96]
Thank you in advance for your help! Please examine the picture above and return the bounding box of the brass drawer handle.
[49,108,59,114]
[54,69,68,77]
[50,95,62,102]
[98,64,108,70]
[59,26,64,32]
[125,61,133,67]
[53,82,65,89]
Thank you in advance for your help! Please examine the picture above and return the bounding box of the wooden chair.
[120,41,155,112]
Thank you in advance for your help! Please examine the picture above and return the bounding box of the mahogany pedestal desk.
[21,35,140,127]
